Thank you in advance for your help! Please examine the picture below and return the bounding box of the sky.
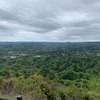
[0,0,100,42]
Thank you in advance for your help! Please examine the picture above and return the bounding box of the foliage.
[0,42,100,99]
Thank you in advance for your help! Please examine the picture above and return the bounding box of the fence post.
[17,95,22,100]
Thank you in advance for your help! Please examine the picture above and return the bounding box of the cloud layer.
[0,0,100,42]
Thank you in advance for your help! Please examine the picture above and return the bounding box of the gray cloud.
[0,0,100,42]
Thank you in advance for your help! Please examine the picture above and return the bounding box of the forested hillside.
[0,42,100,100]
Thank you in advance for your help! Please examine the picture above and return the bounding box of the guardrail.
[0,95,22,100]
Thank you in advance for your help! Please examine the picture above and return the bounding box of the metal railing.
[0,96,22,100]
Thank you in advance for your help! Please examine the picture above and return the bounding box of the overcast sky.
[0,0,100,42]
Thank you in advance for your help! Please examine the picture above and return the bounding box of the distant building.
[9,56,16,59]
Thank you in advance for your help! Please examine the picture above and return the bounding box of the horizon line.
[0,41,100,43]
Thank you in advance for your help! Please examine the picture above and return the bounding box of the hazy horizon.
[0,41,100,43]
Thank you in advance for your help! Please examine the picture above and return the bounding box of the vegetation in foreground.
[0,42,100,100]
